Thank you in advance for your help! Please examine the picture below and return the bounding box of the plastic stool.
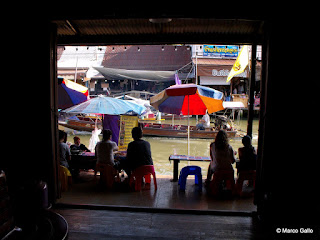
[96,163,119,189]
[209,170,235,196]
[178,166,202,191]
[129,165,157,191]
[59,165,72,192]
[236,170,256,195]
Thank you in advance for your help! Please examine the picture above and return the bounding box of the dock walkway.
[56,171,256,213]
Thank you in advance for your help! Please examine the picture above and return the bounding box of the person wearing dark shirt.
[70,136,90,152]
[126,127,153,169]
[59,130,71,168]
[236,135,257,173]
[115,127,153,176]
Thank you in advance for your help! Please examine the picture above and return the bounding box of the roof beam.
[65,20,80,35]
[57,32,262,46]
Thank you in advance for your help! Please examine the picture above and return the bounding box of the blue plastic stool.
[178,166,202,191]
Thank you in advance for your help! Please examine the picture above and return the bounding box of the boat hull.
[59,119,237,139]
[58,119,102,132]
[142,126,236,139]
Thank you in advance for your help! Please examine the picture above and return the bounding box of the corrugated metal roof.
[57,45,192,72]
[53,17,264,45]
[54,18,262,36]
[101,45,192,71]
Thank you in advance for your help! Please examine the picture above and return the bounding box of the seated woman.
[237,135,257,173]
[206,130,235,182]
[95,129,118,166]
[95,129,119,186]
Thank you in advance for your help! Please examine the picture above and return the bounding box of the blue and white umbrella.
[62,95,146,115]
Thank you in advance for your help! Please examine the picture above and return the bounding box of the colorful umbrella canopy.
[151,84,224,155]
[150,84,224,115]
[58,78,89,109]
[62,95,146,115]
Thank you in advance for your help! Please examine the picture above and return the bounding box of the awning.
[193,58,235,77]
[94,67,176,82]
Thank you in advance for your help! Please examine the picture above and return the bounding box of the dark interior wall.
[257,18,319,231]
[0,19,61,226]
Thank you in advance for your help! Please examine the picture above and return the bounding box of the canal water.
[63,117,259,177]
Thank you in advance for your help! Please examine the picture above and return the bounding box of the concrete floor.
[57,171,256,213]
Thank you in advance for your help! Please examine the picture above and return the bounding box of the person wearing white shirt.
[196,110,210,130]
[95,129,118,166]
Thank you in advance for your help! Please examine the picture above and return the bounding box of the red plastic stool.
[130,165,157,191]
[209,170,235,196]
[96,163,119,189]
[236,170,256,195]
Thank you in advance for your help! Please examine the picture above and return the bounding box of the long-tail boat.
[58,115,102,132]
[140,122,237,139]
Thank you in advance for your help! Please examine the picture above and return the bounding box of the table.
[70,151,127,172]
[168,155,211,181]
[70,152,96,171]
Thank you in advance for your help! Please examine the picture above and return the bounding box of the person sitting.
[196,110,210,130]
[236,135,257,173]
[59,130,71,169]
[115,127,153,177]
[206,130,235,182]
[95,129,118,166]
[70,136,90,152]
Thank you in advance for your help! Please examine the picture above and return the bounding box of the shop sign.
[118,115,138,151]
[203,45,239,58]
[212,69,247,78]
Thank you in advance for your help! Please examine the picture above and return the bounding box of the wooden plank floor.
[54,208,267,240]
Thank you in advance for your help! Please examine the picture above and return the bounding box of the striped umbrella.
[150,84,224,115]
[150,84,224,155]
[58,78,89,109]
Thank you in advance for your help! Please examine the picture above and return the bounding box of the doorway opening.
[56,43,261,213]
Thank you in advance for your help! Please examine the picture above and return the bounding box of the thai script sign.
[203,45,239,58]
[118,115,138,151]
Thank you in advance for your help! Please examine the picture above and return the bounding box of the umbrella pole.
[172,114,174,129]
[187,95,190,157]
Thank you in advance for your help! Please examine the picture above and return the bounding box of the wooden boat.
[161,114,190,120]
[141,123,237,139]
[58,115,102,132]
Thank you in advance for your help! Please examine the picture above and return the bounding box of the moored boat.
[141,123,237,139]
[58,115,102,132]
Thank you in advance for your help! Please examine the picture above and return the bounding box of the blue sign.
[203,45,239,58]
